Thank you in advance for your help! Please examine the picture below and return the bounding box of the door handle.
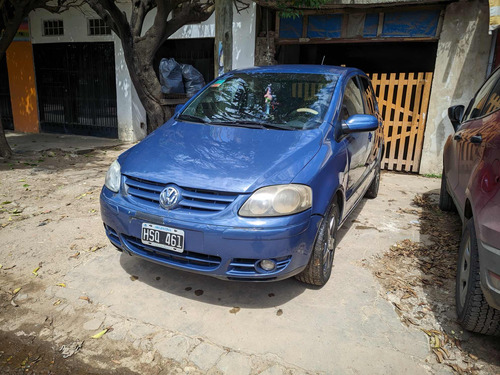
[454,133,462,141]
[470,135,482,144]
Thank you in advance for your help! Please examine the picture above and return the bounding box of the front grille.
[227,256,292,276]
[124,175,239,213]
[122,234,221,270]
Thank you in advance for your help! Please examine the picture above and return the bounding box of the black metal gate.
[33,42,118,138]
[0,57,14,130]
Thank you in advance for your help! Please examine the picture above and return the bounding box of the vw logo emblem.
[159,185,180,210]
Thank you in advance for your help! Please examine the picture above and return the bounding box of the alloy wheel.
[459,237,471,308]
[322,215,336,275]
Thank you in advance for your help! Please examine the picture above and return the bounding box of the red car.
[440,68,500,336]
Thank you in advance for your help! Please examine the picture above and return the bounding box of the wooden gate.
[370,72,433,173]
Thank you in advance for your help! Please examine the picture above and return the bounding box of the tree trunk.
[121,39,171,133]
[215,0,233,77]
[0,118,12,159]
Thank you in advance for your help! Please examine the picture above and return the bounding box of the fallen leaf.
[439,347,449,358]
[432,334,441,348]
[32,266,40,276]
[0,264,2,269]
[56,283,66,288]
[469,353,478,360]
[130,275,138,281]
[89,244,104,252]
[276,309,283,316]
[12,287,21,295]
[79,296,92,304]
[91,329,108,339]
[229,307,240,314]
[111,359,121,364]
[53,299,62,306]
[432,348,444,363]
[69,252,80,259]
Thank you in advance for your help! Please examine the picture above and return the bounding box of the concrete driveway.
[0,137,498,374]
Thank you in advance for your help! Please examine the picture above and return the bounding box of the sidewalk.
[5,131,123,154]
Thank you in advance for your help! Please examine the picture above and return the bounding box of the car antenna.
[321,55,325,65]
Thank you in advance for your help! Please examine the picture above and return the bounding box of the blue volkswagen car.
[100,65,384,286]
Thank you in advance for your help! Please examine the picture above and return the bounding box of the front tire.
[365,161,381,199]
[296,203,340,286]
[456,218,500,335]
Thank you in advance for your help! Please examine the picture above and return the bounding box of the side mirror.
[342,114,379,134]
[448,105,464,131]
[174,104,184,115]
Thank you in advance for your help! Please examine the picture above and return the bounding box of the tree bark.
[0,118,12,159]
[215,0,233,77]
[86,0,214,132]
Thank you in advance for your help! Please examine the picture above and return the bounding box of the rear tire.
[456,218,500,335]
[439,169,455,211]
[296,203,340,286]
[365,161,381,199]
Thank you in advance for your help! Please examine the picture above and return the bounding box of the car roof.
[231,64,364,78]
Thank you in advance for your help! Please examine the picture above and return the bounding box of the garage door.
[33,42,118,138]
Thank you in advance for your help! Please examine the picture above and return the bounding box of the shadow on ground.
[116,198,367,308]
[371,186,500,373]
[415,189,500,368]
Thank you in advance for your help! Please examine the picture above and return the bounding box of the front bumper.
[100,188,322,281]
[478,240,500,310]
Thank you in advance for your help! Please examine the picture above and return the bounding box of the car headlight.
[239,184,312,217]
[105,160,121,193]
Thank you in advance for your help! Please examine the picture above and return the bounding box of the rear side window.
[463,69,500,121]
[342,78,364,120]
[359,77,377,116]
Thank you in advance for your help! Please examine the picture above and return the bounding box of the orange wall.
[6,41,39,133]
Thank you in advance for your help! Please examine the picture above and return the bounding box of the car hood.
[120,120,323,193]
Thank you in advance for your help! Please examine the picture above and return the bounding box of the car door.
[342,76,370,203]
[452,70,500,208]
[359,76,382,169]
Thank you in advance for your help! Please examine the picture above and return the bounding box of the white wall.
[420,0,492,174]
[29,4,146,142]
[29,4,256,142]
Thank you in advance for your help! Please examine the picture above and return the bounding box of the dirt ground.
[0,146,499,374]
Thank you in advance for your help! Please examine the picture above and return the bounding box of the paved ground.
[0,133,498,374]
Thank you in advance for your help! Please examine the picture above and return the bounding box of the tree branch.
[131,0,155,38]
[160,0,215,46]
[86,0,131,40]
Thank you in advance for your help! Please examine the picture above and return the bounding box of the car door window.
[342,77,364,120]
[480,78,500,117]
[359,77,377,116]
[463,69,500,122]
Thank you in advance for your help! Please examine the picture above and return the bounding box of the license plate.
[141,223,185,253]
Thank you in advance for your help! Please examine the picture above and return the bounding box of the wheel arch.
[464,198,473,220]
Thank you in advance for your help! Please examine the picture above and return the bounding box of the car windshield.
[179,72,339,130]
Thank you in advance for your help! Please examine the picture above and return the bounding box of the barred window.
[43,20,64,36]
[88,19,111,36]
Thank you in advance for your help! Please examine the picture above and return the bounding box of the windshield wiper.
[177,114,207,123]
[212,120,295,130]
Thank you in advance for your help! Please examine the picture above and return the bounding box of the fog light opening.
[260,259,277,272]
